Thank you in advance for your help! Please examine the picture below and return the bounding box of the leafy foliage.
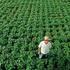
[0,0,70,70]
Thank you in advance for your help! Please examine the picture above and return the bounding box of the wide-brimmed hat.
[44,36,51,41]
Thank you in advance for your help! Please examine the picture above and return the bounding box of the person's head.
[44,36,49,44]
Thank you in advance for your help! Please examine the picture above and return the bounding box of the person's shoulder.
[48,42,52,47]
[38,41,44,47]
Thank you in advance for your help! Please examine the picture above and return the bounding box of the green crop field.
[0,0,70,70]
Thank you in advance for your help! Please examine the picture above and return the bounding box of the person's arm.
[38,47,41,54]
[49,42,52,48]
[38,42,41,54]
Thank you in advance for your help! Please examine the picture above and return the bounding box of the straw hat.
[44,36,51,41]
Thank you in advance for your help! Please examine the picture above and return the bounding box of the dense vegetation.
[0,0,70,70]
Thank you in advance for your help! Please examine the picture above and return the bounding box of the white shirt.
[38,41,52,54]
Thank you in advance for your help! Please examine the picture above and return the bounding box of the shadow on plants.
[67,38,70,42]
[54,24,59,28]
[0,64,6,70]
[49,29,53,33]
[56,29,59,32]
[51,39,55,43]
[12,65,18,70]
[64,58,69,66]
[35,41,38,45]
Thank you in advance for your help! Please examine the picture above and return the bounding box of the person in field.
[38,36,52,59]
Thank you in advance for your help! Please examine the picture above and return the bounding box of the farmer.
[38,36,52,59]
